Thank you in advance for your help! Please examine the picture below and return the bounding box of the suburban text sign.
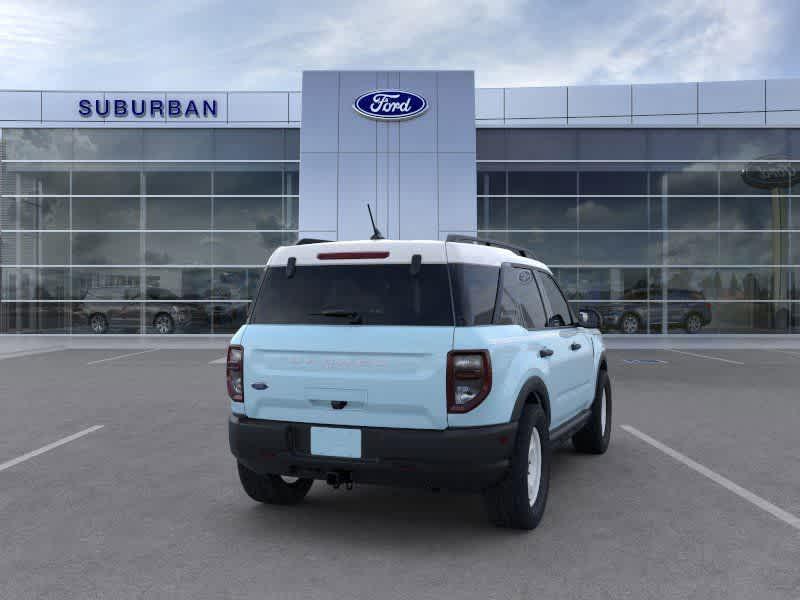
[78,98,219,119]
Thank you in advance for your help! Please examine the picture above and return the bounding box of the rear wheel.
[237,462,313,505]
[483,403,550,530]
[89,313,108,334]
[572,370,612,454]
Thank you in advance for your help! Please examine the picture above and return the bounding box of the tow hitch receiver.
[326,471,353,490]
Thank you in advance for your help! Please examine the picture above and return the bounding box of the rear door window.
[250,264,454,326]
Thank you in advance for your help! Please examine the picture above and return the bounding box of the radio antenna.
[367,204,384,240]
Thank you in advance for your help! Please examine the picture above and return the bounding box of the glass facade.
[0,128,298,334]
[1,126,798,335]
[477,128,800,334]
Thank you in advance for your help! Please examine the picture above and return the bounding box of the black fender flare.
[598,350,608,373]
[510,377,551,425]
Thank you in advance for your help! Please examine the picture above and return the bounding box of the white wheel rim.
[600,389,607,436]
[688,316,700,332]
[527,428,542,506]
[281,475,299,484]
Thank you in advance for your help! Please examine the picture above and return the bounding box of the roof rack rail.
[295,238,332,245]
[445,234,536,260]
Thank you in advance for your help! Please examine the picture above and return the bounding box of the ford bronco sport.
[228,235,611,530]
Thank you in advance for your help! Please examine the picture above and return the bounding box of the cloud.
[0,0,790,90]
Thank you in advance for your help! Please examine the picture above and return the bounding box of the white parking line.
[773,350,800,359]
[86,349,159,365]
[668,349,745,365]
[0,347,67,361]
[621,424,800,531]
[209,356,226,365]
[0,425,104,473]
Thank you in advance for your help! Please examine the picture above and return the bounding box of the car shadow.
[226,444,599,544]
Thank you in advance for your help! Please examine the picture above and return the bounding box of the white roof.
[268,239,551,272]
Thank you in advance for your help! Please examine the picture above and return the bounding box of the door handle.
[570,342,581,351]
[539,348,554,358]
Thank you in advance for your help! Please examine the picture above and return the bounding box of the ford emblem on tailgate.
[353,90,428,121]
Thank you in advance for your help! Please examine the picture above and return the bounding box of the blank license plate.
[310,427,362,459]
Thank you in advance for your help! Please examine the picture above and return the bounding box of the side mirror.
[579,309,601,329]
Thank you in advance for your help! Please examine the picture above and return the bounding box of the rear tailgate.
[242,240,454,430]
[242,325,452,429]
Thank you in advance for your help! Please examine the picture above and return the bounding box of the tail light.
[447,350,492,413]
[227,345,244,402]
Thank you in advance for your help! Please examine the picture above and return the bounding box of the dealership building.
[1,70,799,336]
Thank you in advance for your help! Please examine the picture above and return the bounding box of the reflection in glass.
[72,268,141,300]
[578,268,649,300]
[214,171,282,195]
[212,268,263,300]
[213,197,290,230]
[0,303,69,333]
[144,303,210,334]
[72,302,142,334]
[145,233,212,265]
[72,172,140,195]
[719,232,788,265]
[145,172,211,195]
[146,197,211,230]
[579,232,660,265]
[212,302,250,333]
[144,269,211,300]
[72,233,141,265]
[212,232,296,265]
[18,196,69,229]
[666,232,718,265]
[73,197,140,229]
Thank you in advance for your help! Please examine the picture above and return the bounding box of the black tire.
[572,370,612,454]
[89,313,108,334]
[619,312,641,334]
[684,313,703,334]
[152,313,175,334]
[483,403,550,530]
[237,462,313,505]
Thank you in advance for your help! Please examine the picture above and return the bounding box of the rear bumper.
[229,415,517,491]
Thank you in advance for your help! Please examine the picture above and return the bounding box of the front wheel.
[152,313,175,335]
[237,462,313,505]
[572,370,612,454]
[685,313,703,334]
[483,403,550,530]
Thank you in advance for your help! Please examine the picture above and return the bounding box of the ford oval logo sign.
[353,90,428,121]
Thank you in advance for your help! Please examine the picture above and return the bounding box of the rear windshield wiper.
[309,309,363,324]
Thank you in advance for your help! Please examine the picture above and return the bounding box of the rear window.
[250,264,454,326]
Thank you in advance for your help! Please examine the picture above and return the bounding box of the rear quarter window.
[449,264,500,326]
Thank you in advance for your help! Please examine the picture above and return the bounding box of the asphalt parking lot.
[1,346,799,599]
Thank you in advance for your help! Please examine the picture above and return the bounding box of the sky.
[0,0,797,91]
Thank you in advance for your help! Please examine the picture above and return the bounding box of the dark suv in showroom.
[74,286,208,334]
[592,289,712,334]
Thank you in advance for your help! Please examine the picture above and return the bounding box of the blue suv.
[228,236,611,530]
